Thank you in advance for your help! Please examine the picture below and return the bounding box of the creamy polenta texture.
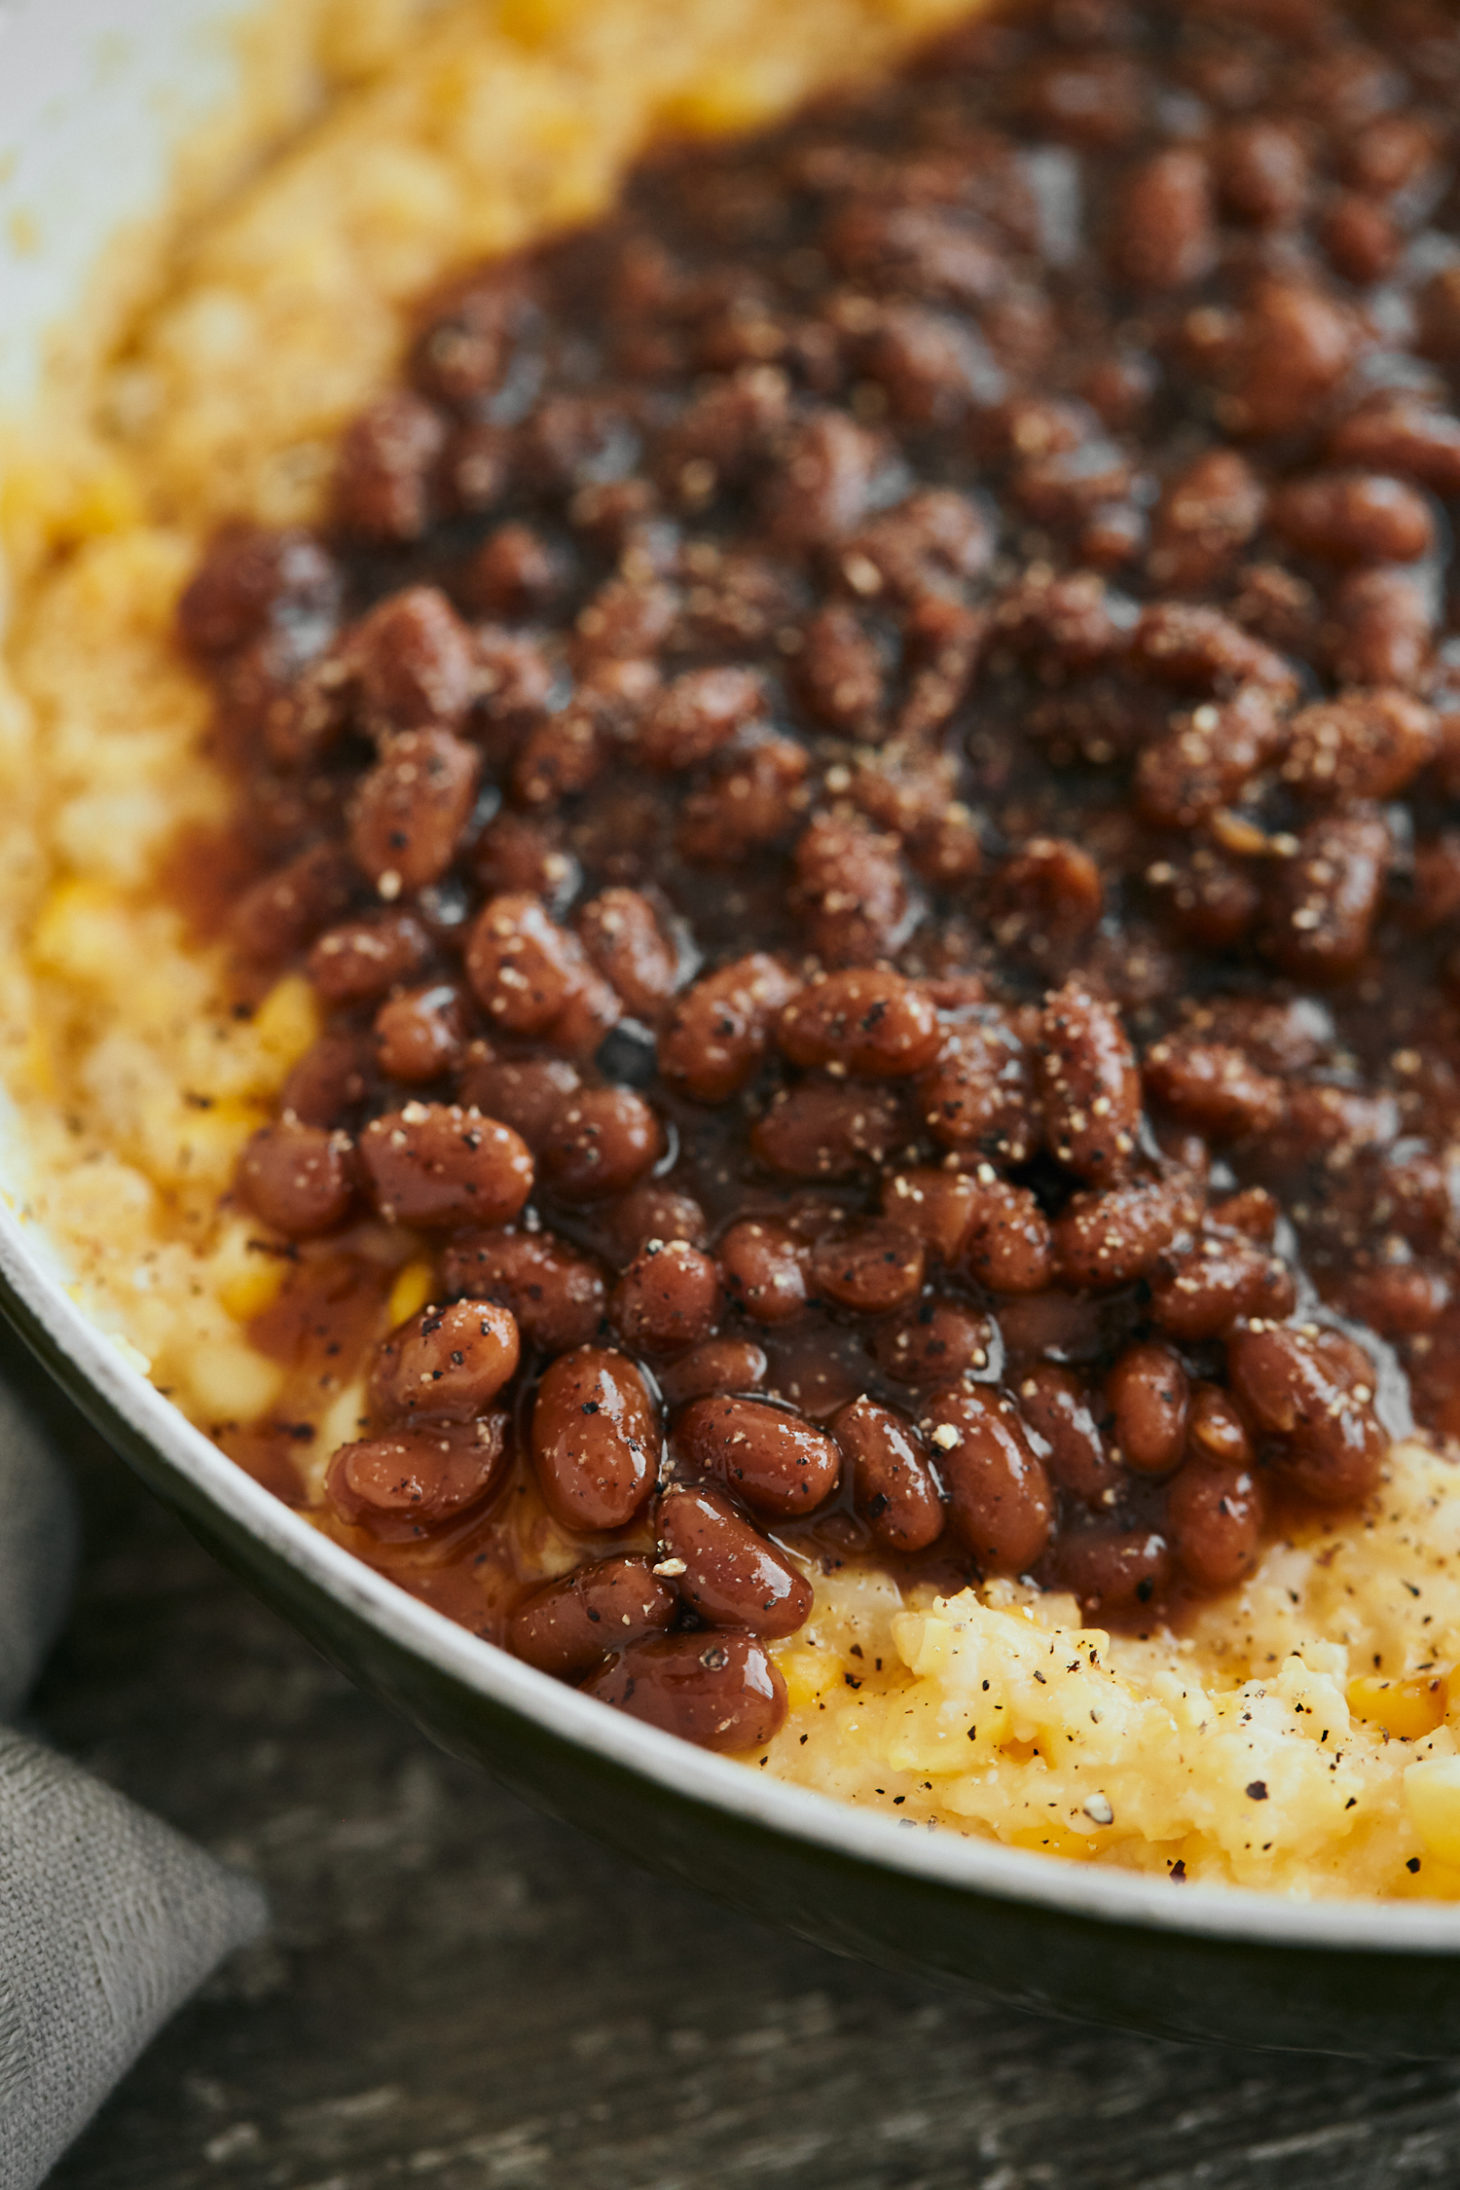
[7,0,1460,1898]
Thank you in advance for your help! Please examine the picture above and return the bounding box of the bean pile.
[175,0,1460,1752]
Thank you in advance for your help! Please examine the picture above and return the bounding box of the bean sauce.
[177,0,1460,1753]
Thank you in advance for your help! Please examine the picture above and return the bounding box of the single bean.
[873,1298,995,1386]
[810,1221,926,1315]
[1184,1382,1255,1470]
[326,1418,508,1539]
[606,1183,710,1255]
[1105,1341,1190,1475]
[456,1049,579,1149]
[832,1395,944,1552]
[1017,1365,1119,1505]
[530,1346,659,1531]
[465,893,596,1038]
[777,970,940,1079]
[1149,1236,1295,1341]
[370,1299,520,1423]
[442,1227,606,1352]
[582,1632,787,1753]
[916,1013,1038,1162]
[1166,1463,1263,1592]
[577,888,680,1019]
[719,1221,809,1325]
[307,911,431,1004]
[657,1484,812,1637]
[1225,1322,1386,1508]
[612,1241,721,1353]
[880,1167,980,1262]
[508,1556,677,1679]
[374,982,467,1084]
[675,1395,840,1517]
[1142,1039,1283,1141]
[1054,1180,1186,1290]
[960,1178,1055,1294]
[659,1338,769,1408]
[360,1103,533,1228]
[349,728,480,894]
[1056,1526,1171,1616]
[659,954,798,1103]
[1037,979,1141,1182]
[921,1387,1053,1573]
[750,1081,902,1178]
[238,1119,355,1238]
[539,1088,664,1201]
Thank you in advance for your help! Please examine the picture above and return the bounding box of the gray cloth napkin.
[0,1370,266,2189]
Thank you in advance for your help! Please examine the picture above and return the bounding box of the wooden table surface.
[21,1348,1460,2190]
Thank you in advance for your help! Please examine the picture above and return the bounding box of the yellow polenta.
[5,0,1460,1899]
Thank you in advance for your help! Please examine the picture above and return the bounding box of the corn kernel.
[387,1258,436,1328]
[1405,1757,1460,1866]
[1348,1672,1449,1742]
[183,1340,283,1423]
[211,1218,288,1323]
[251,973,320,1077]
[778,1647,842,1713]
[30,877,130,985]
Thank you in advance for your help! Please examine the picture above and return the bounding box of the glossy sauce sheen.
[173,0,1460,1754]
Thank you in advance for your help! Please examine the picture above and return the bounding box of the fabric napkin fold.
[0,1366,266,2190]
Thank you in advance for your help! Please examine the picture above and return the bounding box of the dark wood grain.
[20,1349,1460,2189]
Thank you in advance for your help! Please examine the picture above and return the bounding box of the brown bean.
[530,1347,659,1531]
[582,1632,787,1752]
[777,970,940,1080]
[465,893,598,1039]
[307,911,431,1005]
[659,1338,769,1407]
[374,982,467,1084]
[326,1419,507,1539]
[1184,1382,1255,1471]
[1225,1322,1386,1507]
[874,1298,995,1386]
[612,1241,721,1353]
[1281,691,1438,805]
[674,1395,840,1518]
[280,1030,371,1129]
[1054,1180,1186,1290]
[1017,1365,1119,1505]
[1271,471,1435,567]
[810,1221,925,1315]
[370,1299,519,1424]
[335,393,446,541]
[231,843,355,965]
[959,1179,1055,1295]
[921,1387,1053,1574]
[880,1168,981,1262]
[351,584,477,733]
[635,666,767,770]
[508,1556,677,1678]
[349,728,480,895]
[359,1103,533,1228]
[1149,1236,1295,1341]
[442,1228,606,1352]
[1109,148,1215,293]
[1142,1038,1283,1141]
[791,811,913,968]
[750,1081,902,1179]
[1166,1464,1263,1592]
[577,889,680,1019]
[832,1395,944,1553]
[1105,1341,1190,1475]
[719,1221,809,1325]
[539,1087,663,1201]
[659,954,797,1103]
[1037,980,1140,1182]
[178,523,338,657]
[917,1013,1037,1162]
[1262,812,1392,982]
[456,1049,579,1149]
[1057,1526,1171,1616]
[657,1485,812,1637]
[237,1120,355,1238]
[1326,567,1433,690]
[605,1183,710,1256]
